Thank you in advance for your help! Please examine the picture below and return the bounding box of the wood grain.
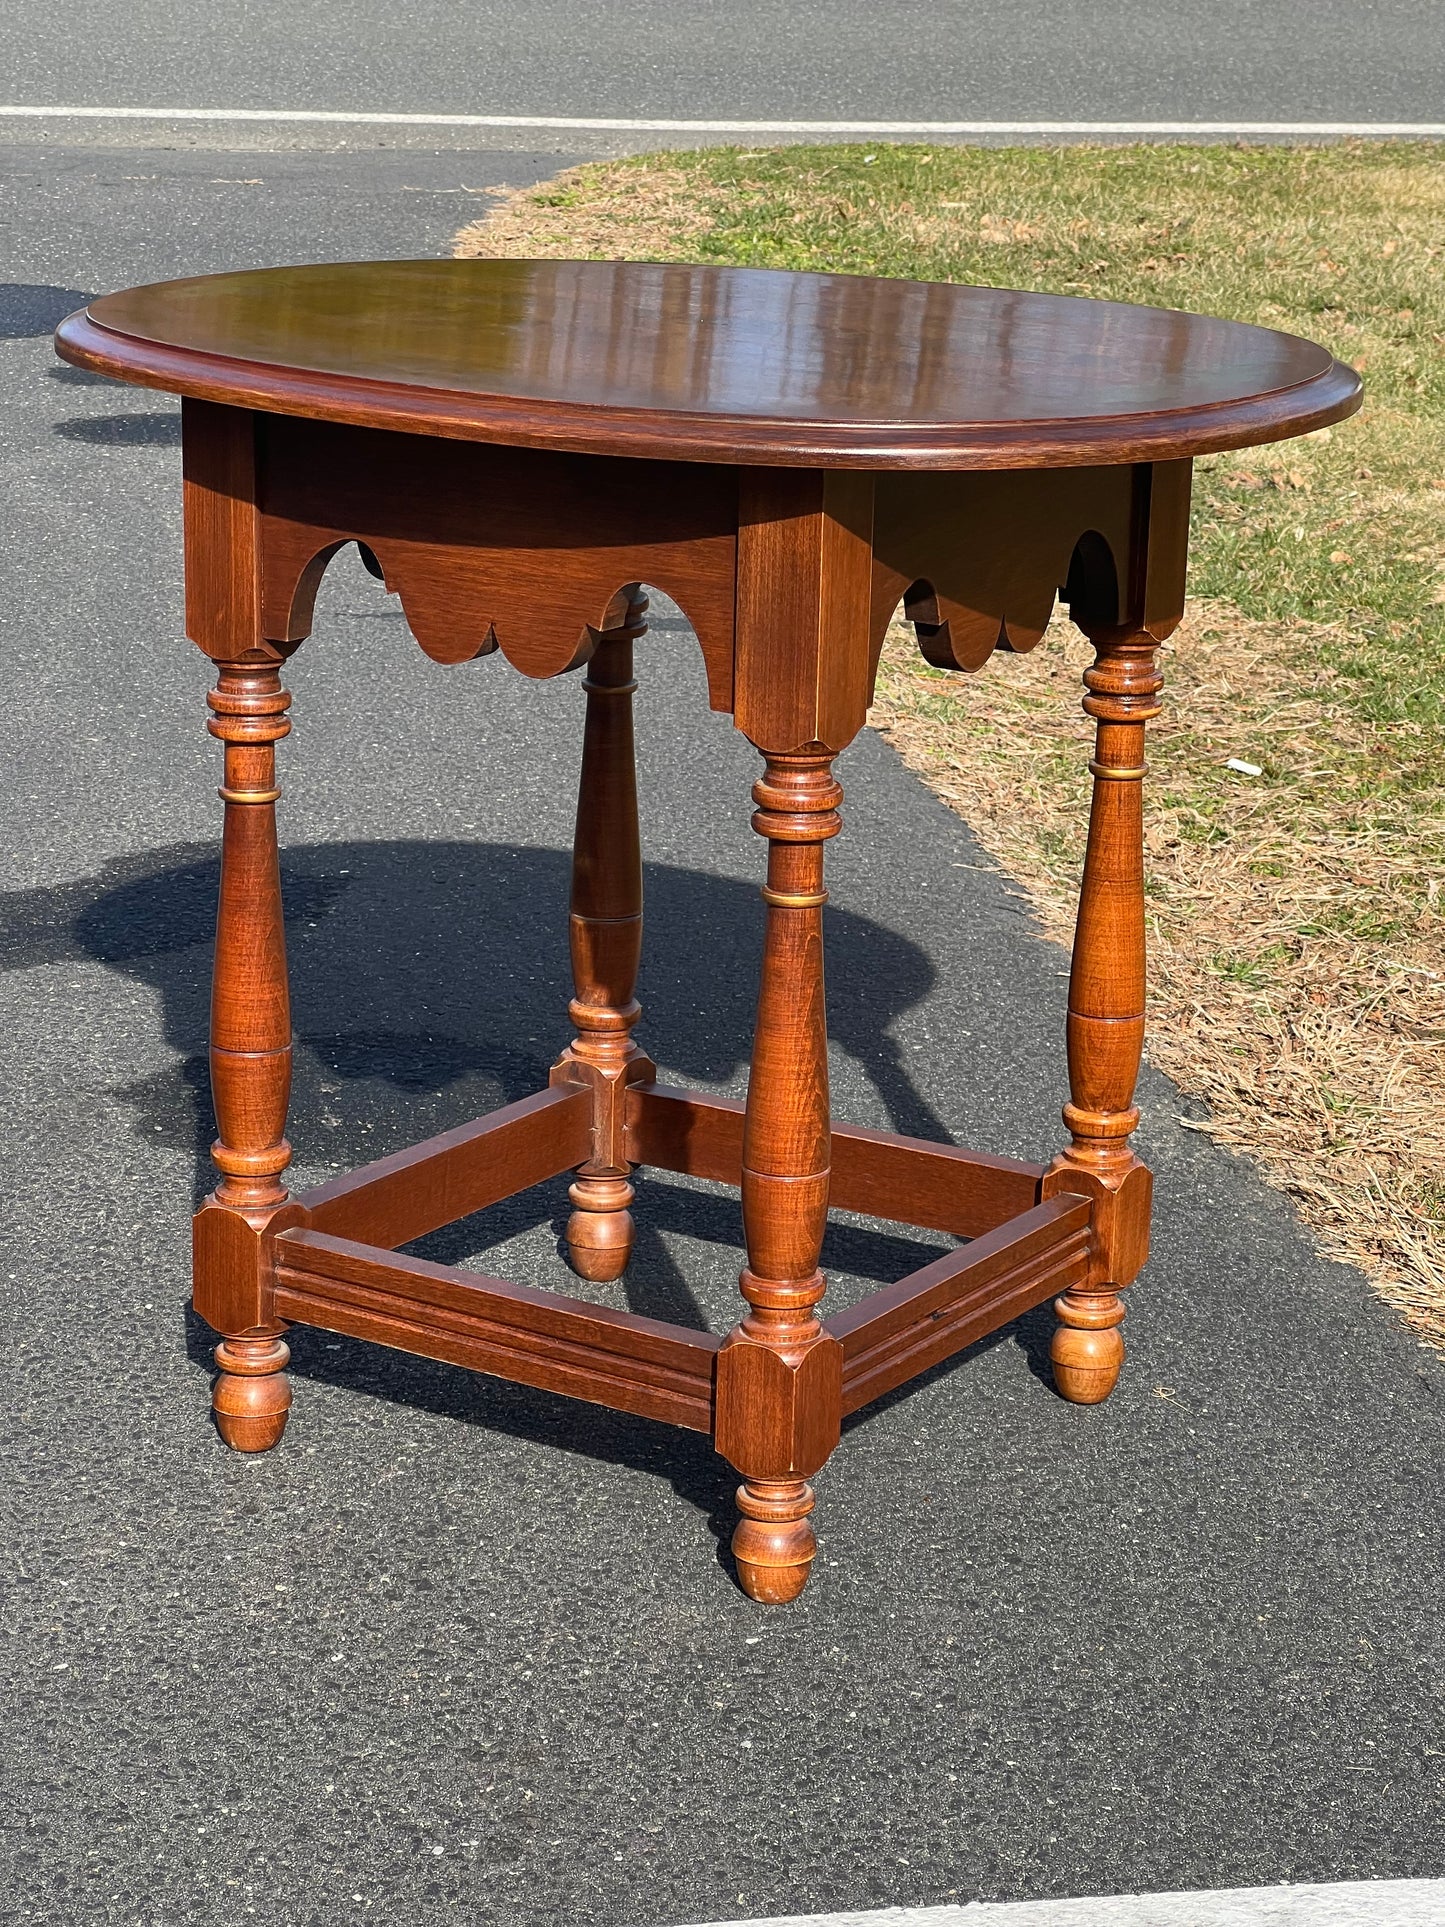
[255,416,738,703]
[181,400,267,663]
[715,751,845,1603]
[870,460,1191,671]
[59,260,1361,469]
[62,249,1346,1593]
[1040,467,1185,1402]
[828,1196,1092,1415]
[192,655,298,1448]
[735,468,875,754]
[551,596,657,1280]
[297,1086,592,1250]
[624,1083,1043,1238]
[274,1229,719,1432]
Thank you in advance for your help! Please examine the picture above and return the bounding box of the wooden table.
[56,260,1359,1602]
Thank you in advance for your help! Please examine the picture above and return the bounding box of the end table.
[56,260,1360,1601]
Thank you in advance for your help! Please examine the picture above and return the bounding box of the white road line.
[2,105,1445,136]
[682,1879,1445,1927]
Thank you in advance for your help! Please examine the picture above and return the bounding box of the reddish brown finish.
[58,257,1360,1595]
[869,458,1192,668]
[193,658,299,1448]
[625,1083,1044,1239]
[713,752,845,1603]
[551,595,656,1281]
[1039,465,1183,1403]
[211,1333,293,1451]
[254,416,739,706]
[182,402,270,663]
[58,260,1360,468]
[274,1231,719,1433]
[297,1085,592,1249]
[827,1197,1092,1415]
[735,469,875,755]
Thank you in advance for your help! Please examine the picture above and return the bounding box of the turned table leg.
[716,750,845,1603]
[1044,627,1162,1403]
[193,663,298,1449]
[553,592,654,1281]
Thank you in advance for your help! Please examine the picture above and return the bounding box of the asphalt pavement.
[1,0,1443,139]
[1,144,1443,1927]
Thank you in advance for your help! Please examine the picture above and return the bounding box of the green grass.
[460,141,1445,733]
[458,143,1445,1339]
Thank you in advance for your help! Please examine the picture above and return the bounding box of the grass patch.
[457,143,1445,1343]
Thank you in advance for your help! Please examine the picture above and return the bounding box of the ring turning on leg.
[553,593,655,1281]
[195,662,298,1449]
[1044,624,1162,1404]
[716,750,845,1602]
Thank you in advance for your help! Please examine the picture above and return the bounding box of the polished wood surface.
[193,656,300,1449]
[550,596,655,1282]
[58,252,1362,1598]
[247,412,739,699]
[1041,616,1162,1401]
[715,751,845,1603]
[274,1230,720,1434]
[828,1198,1092,1416]
[624,1085,1045,1240]
[300,1085,592,1250]
[56,258,1360,468]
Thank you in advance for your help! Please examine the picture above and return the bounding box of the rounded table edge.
[54,307,1364,472]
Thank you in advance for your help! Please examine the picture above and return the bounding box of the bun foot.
[213,1334,292,1451]
[564,1176,634,1282]
[732,1480,817,1603]
[1051,1292,1125,1404]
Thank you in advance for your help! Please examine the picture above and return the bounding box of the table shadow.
[1,281,93,337]
[3,836,1042,1557]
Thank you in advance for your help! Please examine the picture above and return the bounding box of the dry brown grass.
[871,609,1445,1346]
[457,168,716,261]
[458,145,1445,646]
[456,146,1445,1346]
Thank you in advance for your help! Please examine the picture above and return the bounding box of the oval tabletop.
[55,258,1361,470]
